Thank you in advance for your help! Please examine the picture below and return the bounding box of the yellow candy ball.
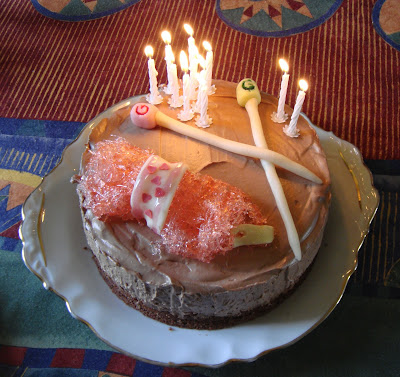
[236,78,261,107]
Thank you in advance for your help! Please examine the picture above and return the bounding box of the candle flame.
[203,41,212,52]
[299,79,308,92]
[144,45,154,58]
[180,51,188,72]
[184,23,194,36]
[161,30,171,44]
[279,58,289,72]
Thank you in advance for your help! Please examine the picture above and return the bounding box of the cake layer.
[77,80,331,328]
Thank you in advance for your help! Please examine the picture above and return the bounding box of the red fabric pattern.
[0,346,27,366]
[162,367,192,377]
[106,353,136,375]
[50,348,86,368]
[0,0,398,160]
[0,221,21,239]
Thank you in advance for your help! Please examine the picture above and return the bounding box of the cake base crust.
[92,249,315,330]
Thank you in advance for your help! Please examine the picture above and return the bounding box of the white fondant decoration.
[130,155,187,233]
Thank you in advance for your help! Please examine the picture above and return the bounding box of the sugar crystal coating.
[78,138,268,262]
[79,138,151,222]
[162,172,268,262]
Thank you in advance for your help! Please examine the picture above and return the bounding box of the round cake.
[74,80,331,330]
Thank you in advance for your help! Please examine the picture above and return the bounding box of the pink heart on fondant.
[159,163,170,170]
[142,193,152,203]
[147,165,157,174]
[155,188,166,197]
[151,176,162,185]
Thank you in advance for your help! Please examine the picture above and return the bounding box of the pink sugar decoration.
[77,138,267,263]
[147,165,157,174]
[159,163,170,170]
[155,187,166,197]
[144,209,153,218]
[77,137,151,222]
[161,172,267,263]
[142,193,152,203]
[151,176,162,185]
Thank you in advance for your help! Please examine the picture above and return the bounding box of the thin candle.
[272,59,289,123]
[188,45,199,100]
[203,41,215,95]
[184,23,195,55]
[184,24,196,65]
[195,56,212,128]
[283,79,308,138]
[184,23,199,93]
[144,45,162,105]
[178,51,194,121]
[161,30,173,95]
[167,51,182,108]
[193,55,206,113]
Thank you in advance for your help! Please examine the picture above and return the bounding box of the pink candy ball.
[130,103,158,129]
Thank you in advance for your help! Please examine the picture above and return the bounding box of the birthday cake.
[74,80,331,329]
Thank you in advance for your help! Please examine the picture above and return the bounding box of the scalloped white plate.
[20,99,379,367]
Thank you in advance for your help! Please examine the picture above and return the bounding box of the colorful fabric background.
[31,0,142,21]
[1,0,400,375]
[216,0,344,37]
[0,0,399,160]
[372,0,400,50]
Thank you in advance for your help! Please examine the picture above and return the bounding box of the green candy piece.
[232,224,274,248]
[236,78,261,107]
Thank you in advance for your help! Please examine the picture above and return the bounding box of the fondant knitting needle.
[131,103,322,184]
[236,78,301,260]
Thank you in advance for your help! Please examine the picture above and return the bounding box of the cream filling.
[84,205,322,293]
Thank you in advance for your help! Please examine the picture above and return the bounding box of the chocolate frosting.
[78,80,331,318]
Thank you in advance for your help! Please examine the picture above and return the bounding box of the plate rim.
[20,99,380,367]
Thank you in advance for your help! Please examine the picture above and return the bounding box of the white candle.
[167,51,183,108]
[195,57,212,128]
[178,51,194,121]
[187,45,199,100]
[203,41,215,95]
[184,23,199,94]
[184,24,195,67]
[144,45,163,105]
[284,79,308,138]
[161,31,174,95]
[272,59,289,123]
[193,55,206,113]
[195,82,209,128]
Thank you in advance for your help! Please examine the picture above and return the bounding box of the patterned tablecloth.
[1,0,399,376]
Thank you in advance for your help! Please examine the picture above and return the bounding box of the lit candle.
[184,23,199,93]
[283,79,308,138]
[187,45,198,100]
[167,51,183,108]
[144,45,163,105]
[178,51,194,121]
[161,30,173,95]
[272,59,289,123]
[184,24,195,66]
[203,41,215,95]
[195,57,212,128]
[193,55,206,113]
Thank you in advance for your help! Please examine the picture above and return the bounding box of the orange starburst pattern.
[220,0,313,28]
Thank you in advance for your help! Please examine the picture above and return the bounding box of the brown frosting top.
[82,80,331,293]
